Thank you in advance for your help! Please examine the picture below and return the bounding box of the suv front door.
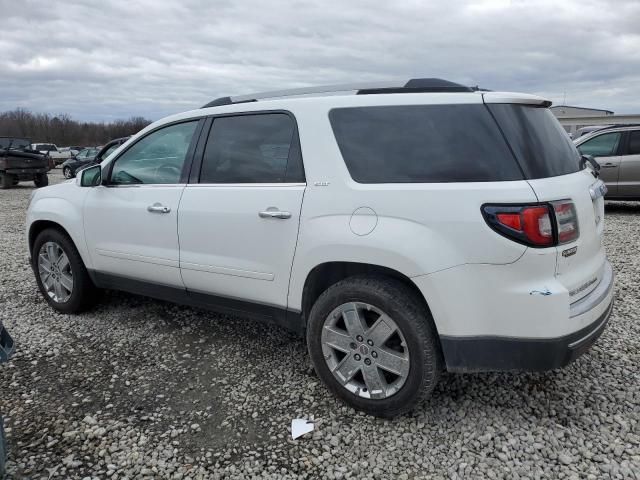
[83,120,201,287]
[177,113,305,313]
[577,131,623,196]
[618,130,640,198]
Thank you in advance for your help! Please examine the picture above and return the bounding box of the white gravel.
[1,169,638,479]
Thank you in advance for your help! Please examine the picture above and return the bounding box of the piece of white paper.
[291,418,314,439]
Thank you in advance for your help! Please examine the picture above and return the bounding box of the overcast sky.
[1,0,639,121]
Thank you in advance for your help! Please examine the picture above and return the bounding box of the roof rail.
[201,78,475,108]
[591,123,640,130]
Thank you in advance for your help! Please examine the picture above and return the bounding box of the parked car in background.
[575,125,611,138]
[59,146,81,157]
[26,79,613,417]
[574,124,640,199]
[61,137,129,178]
[0,320,14,477]
[0,137,50,188]
[31,143,71,165]
[62,147,100,178]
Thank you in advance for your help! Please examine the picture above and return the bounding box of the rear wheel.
[63,166,73,179]
[32,228,99,313]
[307,275,441,417]
[34,173,48,188]
[0,172,14,189]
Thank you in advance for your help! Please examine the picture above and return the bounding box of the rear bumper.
[437,260,615,372]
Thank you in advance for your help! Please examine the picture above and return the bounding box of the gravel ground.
[0,169,638,479]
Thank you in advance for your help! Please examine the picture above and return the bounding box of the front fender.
[27,193,91,268]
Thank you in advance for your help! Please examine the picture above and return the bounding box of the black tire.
[32,228,99,313]
[63,166,73,179]
[307,275,442,418]
[34,173,48,188]
[0,172,14,189]
[12,177,19,185]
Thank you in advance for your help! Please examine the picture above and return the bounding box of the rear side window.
[199,113,303,183]
[329,105,523,183]
[487,105,581,178]
[627,131,640,155]
[577,132,621,157]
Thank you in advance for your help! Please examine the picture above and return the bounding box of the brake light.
[482,201,579,248]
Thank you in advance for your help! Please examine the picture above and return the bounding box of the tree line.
[0,109,152,147]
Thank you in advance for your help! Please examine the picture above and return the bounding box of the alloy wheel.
[63,167,72,179]
[38,241,73,303]
[321,302,410,399]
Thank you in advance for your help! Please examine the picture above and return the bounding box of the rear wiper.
[580,154,600,178]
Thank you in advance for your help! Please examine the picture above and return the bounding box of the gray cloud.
[1,0,639,121]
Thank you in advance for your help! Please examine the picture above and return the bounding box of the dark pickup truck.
[0,137,51,189]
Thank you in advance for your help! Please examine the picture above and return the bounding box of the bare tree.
[0,109,152,146]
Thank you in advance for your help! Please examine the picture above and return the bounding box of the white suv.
[26,78,614,417]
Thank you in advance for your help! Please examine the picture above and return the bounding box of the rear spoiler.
[482,92,552,108]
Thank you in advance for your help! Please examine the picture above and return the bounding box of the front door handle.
[147,203,171,214]
[601,163,618,168]
[259,208,291,219]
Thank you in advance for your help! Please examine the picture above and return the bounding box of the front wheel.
[307,275,442,418]
[63,167,73,179]
[34,173,48,188]
[32,228,99,313]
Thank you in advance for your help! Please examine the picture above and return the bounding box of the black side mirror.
[79,164,102,187]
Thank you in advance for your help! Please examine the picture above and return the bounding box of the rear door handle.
[602,163,618,168]
[259,208,291,219]
[147,203,171,214]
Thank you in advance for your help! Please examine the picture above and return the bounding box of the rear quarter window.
[487,104,581,178]
[329,105,523,183]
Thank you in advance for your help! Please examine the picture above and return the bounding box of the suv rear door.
[617,130,640,197]
[177,112,305,311]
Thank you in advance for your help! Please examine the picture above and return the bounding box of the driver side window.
[110,121,198,185]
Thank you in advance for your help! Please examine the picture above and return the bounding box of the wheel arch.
[29,220,73,256]
[299,261,439,335]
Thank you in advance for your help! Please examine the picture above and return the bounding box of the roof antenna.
[563,91,567,105]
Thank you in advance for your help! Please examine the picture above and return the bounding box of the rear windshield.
[487,104,581,178]
[34,144,57,151]
[0,138,30,149]
[329,105,523,183]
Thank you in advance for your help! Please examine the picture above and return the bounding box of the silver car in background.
[574,125,640,200]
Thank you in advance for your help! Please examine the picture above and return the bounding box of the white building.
[551,105,640,137]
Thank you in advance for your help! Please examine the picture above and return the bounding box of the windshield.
[0,138,31,150]
[101,143,120,160]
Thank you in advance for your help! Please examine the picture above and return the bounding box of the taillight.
[551,200,579,244]
[482,201,579,248]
